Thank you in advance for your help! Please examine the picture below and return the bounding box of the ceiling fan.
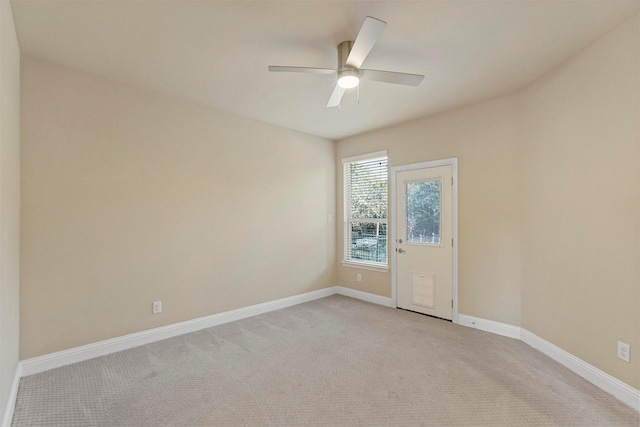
[268,16,425,108]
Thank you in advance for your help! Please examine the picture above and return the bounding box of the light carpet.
[11,295,639,426]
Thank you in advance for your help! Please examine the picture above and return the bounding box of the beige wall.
[337,14,639,389]
[20,57,336,359]
[520,15,639,389]
[336,95,523,326]
[0,0,21,421]
[15,5,640,398]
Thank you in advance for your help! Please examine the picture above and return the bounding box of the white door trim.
[390,157,459,324]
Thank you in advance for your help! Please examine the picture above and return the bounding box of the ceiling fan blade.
[346,16,386,69]
[326,85,345,108]
[360,69,424,87]
[268,66,336,74]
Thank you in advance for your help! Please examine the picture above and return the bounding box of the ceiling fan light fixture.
[268,17,424,108]
[337,69,359,89]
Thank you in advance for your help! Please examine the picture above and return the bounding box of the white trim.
[451,159,458,324]
[335,286,394,307]
[11,287,639,413]
[19,286,394,378]
[20,287,336,377]
[341,150,388,164]
[340,261,389,272]
[457,314,521,339]
[520,329,640,411]
[457,315,640,412]
[390,157,459,323]
[1,364,21,427]
[343,152,389,267]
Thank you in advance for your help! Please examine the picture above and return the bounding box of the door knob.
[397,248,406,254]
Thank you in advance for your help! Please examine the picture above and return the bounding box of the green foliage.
[406,180,440,240]
[349,162,387,219]
[347,159,388,264]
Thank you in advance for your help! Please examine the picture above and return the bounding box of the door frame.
[390,157,459,324]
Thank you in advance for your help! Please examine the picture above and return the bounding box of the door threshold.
[396,307,452,322]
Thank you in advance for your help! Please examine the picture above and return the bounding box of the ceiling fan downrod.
[267,16,424,108]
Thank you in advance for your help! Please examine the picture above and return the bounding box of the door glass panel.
[406,179,441,245]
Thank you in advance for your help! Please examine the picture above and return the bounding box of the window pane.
[350,221,387,264]
[344,154,388,266]
[348,159,388,220]
[406,179,441,244]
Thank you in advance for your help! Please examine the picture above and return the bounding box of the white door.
[395,165,453,319]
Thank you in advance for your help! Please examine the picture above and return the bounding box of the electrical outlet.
[152,301,162,314]
[617,341,630,363]
[356,273,362,282]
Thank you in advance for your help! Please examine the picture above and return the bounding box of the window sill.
[341,261,389,273]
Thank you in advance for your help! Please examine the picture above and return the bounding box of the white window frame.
[342,151,389,271]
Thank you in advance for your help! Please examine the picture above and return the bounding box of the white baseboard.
[458,314,639,412]
[2,363,21,427]
[335,286,394,307]
[457,314,521,339]
[13,287,639,416]
[20,286,393,377]
[520,329,640,412]
[21,287,336,377]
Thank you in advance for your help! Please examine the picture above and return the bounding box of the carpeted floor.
[12,295,639,426]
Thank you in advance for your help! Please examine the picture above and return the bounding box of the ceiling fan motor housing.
[337,40,359,88]
[268,17,424,107]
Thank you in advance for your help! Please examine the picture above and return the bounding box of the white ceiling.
[11,1,640,140]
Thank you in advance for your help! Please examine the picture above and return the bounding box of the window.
[406,178,441,245]
[343,152,388,267]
